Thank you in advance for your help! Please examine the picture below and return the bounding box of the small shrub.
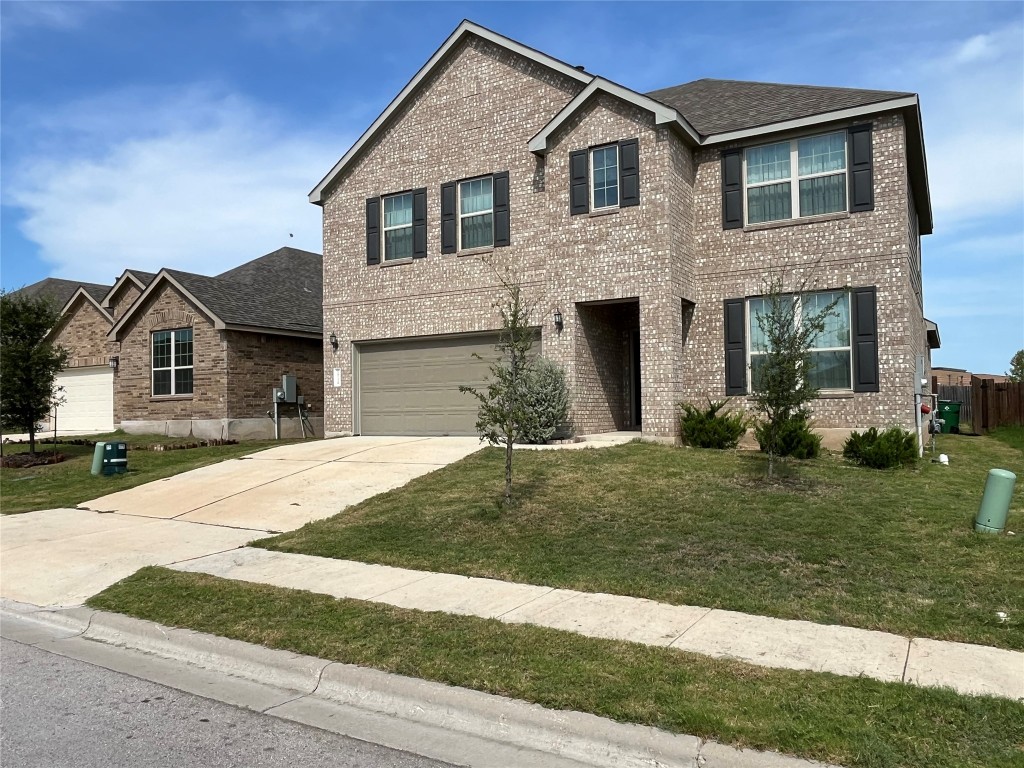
[679,399,747,449]
[843,426,918,469]
[518,357,572,444]
[755,413,821,459]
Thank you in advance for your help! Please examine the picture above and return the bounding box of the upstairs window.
[459,176,493,250]
[152,328,193,396]
[382,192,414,261]
[745,131,847,224]
[590,145,620,210]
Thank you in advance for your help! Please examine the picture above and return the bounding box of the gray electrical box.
[281,375,297,403]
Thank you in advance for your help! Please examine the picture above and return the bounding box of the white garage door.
[54,366,114,432]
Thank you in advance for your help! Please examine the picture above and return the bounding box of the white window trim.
[743,131,847,225]
[590,143,620,211]
[152,328,193,397]
[382,191,414,261]
[457,176,494,251]
[745,291,853,392]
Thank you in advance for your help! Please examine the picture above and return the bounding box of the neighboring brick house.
[108,247,325,439]
[312,21,935,439]
[16,277,116,432]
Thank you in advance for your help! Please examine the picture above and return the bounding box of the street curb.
[1,600,838,768]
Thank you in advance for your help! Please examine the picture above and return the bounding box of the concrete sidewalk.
[2,599,839,768]
[174,547,1024,702]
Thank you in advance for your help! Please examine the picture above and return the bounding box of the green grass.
[87,567,1024,768]
[0,431,305,515]
[988,426,1024,454]
[257,434,1024,650]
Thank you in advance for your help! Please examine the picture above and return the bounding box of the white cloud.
[951,33,1001,65]
[4,87,347,283]
[0,1,106,39]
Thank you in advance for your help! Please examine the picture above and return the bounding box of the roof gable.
[14,277,111,311]
[102,269,156,308]
[308,20,593,205]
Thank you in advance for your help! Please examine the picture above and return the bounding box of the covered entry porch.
[573,299,641,435]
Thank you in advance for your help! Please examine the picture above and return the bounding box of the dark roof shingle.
[13,277,112,310]
[646,78,913,137]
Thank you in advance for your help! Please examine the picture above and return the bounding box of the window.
[459,176,493,250]
[590,145,619,210]
[745,132,847,224]
[747,291,852,391]
[152,328,193,396]
[382,192,413,260]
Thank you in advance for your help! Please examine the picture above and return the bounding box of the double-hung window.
[745,132,847,224]
[590,144,619,210]
[152,328,193,396]
[382,192,414,261]
[747,291,852,391]
[459,176,493,250]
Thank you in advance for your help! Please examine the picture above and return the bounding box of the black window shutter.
[724,298,747,395]
[493,171,510,247]
[721,150,743,230]
[618,138,640,207]
[365,197,381,265]
[852,286,879,392]
[440,182,457,253]
[848,124,874,213]
[412,188,427,258]
[569,149,589,215]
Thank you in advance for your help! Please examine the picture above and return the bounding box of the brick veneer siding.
[225,332,324,419]
[110,283,142,322]
[114,285,228,422]
[53,300,114,368]
[320,36,926,437]
[682,113,921,431]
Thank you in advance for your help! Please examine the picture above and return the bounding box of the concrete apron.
[0,436,483,607]
[1,600,841,768]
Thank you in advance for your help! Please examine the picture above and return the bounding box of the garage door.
[54,366,114,432]
[357,334,506,436]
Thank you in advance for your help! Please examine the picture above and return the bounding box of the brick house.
[13,277,117,432]
[312,21,935,439]
[108,247,325,439]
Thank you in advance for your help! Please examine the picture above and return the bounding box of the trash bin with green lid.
[101,442,128,475]
[938,401,962,434]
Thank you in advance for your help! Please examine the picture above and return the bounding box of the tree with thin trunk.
[460,269,537,506]
[1006,349,1024,383]
[0,290,69,455]
[750,275,839,478]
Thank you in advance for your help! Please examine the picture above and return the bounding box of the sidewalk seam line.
[164,545,247,568]
[901,638,913,682]
[668,607,715,647]
[495,588,557,619]
[366,571,440,600]
[326,437,432,463]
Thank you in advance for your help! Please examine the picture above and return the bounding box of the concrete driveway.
[0,436,482,607]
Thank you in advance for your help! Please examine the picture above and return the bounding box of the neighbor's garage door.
[357,334,505,436]
[53,366,114,432]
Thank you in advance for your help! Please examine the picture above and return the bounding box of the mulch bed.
[1,452,69,469]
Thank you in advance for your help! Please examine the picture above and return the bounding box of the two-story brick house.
[312,20,933,440]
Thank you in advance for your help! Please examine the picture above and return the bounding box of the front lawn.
[1,431,306,515]
[259,433,1023,650]
[87,567,1024,768]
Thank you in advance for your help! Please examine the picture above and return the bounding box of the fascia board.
[700,96,919,145]
[309,20,593,205]
[60,288,114,324]
[528,78,700,153]
[108,271,225,340]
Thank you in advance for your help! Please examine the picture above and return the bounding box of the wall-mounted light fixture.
[329,332,339,349]
[553,310,563,332]
[108,356,119,370]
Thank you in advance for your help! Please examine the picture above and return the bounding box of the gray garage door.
[357,334,505,436]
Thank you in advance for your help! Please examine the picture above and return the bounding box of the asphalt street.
[0,639,455,768]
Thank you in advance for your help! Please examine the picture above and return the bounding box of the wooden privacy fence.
[935,384,973,426]
[970,377,1024,434]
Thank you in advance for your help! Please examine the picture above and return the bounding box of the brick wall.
[52,299,114,368]
[319,35,926,437]
[110,283,142,322]
[225,332,324,419]
[114,284,228,422]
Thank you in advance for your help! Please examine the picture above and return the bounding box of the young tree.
[460,269,537,506]
[0,290,69,455]
[1006,349,1024,383]
[750,276,838,477]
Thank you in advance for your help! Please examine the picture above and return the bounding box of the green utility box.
[975,468,1017,534]
[97,442,128,476]
[938,401,962,434]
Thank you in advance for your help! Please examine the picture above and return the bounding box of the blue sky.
[1,1,1021,373]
